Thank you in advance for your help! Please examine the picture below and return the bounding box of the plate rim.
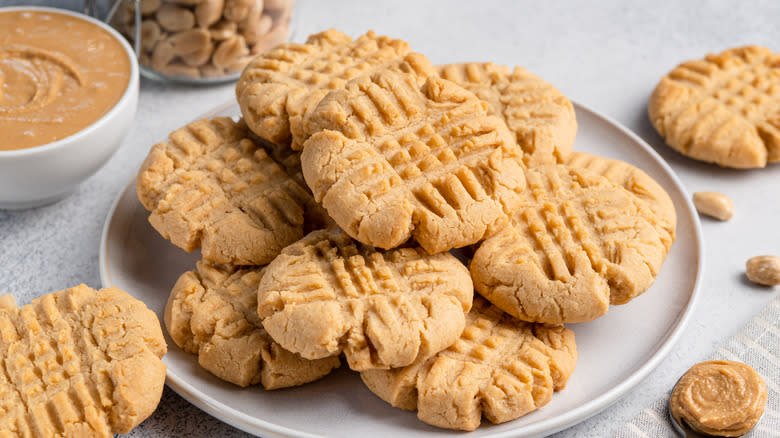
[99,100,704,438]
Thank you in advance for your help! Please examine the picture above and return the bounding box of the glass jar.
[109,0,293,83]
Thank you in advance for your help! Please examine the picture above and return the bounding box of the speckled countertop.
[1,0,778,436]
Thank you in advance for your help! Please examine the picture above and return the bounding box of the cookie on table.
[236,29,434,150]
[257,229,473,371]
[565,151,677,250]
[470,164,669,324]
[0,285,166,437]
[137,117,327,266]
[301,70,526,253]
[165,260,340,389]
[648,45,780,168]
[360,296,576,431]
[438,62,577,166]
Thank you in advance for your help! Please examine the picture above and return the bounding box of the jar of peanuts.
[109,0,293,82]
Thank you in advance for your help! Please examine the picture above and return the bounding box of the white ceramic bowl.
[0,6,139,210]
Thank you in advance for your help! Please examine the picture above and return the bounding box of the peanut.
[693,191,733,221]
[156,4,195,32]
[237,0,262,29]
[140,20,162,52]
[151,38,176,70]
[181,40,214,66]
[159,61,201,79]
[238,7,268,44]
[168,28,211,55]
[746,255,780,286]
[223,0,258,23]
[140,0,162,15]
[121,0,291,79]
[209,20,237,41]
[250,21,288,54]
[212,34,249,69]
[195,0,224,28]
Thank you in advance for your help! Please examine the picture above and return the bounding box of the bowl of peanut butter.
[0,6,139,209]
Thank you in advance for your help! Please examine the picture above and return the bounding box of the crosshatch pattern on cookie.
[302,70,526,253]
[471,164,668,324]
[0,286,166,437]
[137,117,319,266]
[257,230,473,371]
[565,152,677,251]
[236,29,433,150]
[649,46,780,168]
[165,260,340,389]
[438,62,577,166]
[360,297,576,431]
[247,132,336,231]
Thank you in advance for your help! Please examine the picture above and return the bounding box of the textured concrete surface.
[1,0,778,436]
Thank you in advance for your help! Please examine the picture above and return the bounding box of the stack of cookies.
[136,29,677,431]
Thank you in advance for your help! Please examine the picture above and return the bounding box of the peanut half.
[693,191,733,221]
[168,28,211,55]
[156,4,195,32]
[746,256,780,287]
[140,0,163,15]
[223,0,257,22]
[212,34,249,69]
[140,20,162,52]
[209,20,237,40]
[195,0,224,27]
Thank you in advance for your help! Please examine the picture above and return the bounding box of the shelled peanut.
[113,0,293,80]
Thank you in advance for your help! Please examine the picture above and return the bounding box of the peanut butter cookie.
[236,29,434,150]
[360,296,576,431]
[0,285,166,437]
[165,260,340,389]
[648,46,780,168]
[257,230,473,371]
[438,62,577,166]
[302,70,526,252]
[565,152,676,250]
[137,117,326,265]
[471,164,669,324]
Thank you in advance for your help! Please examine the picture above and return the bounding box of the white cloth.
[614,297,780,437]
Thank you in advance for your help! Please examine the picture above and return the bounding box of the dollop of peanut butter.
[0,10,130,151]
[670,360,767,437]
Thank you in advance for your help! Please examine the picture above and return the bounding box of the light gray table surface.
[1,0,778,436]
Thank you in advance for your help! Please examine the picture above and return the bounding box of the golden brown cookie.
[648,46,780,168]
[438,62,577,166]
[301,70,526,253]
[360,296,576,431]
[165,260,340,389]
[137,117,326,266]
[0,285,166,437]
[257,229,473,371]
[236,29,434,150]
[565,152,677,250]
[470,164,669,324]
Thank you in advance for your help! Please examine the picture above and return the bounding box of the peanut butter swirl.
[0,10,130,151]
[0,45,84,115]
[670,360,767,437]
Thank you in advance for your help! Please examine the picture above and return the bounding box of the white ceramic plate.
[100,102,703,438]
